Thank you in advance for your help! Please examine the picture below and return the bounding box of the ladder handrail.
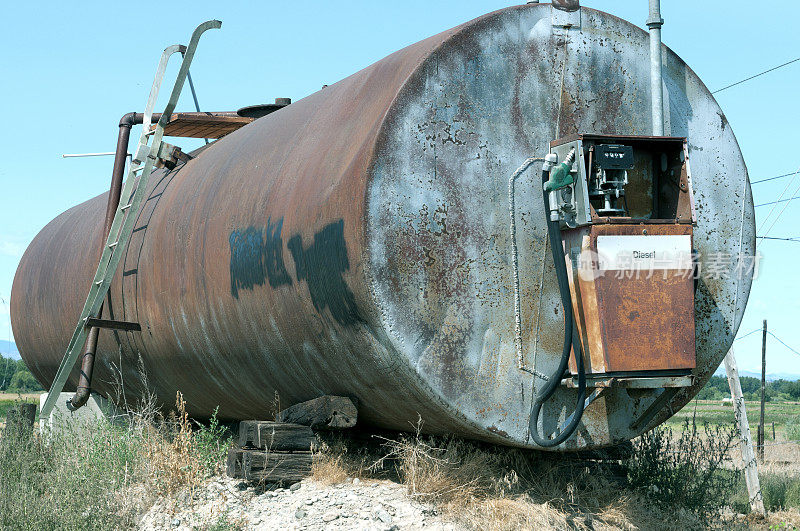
[156,20,221,133]
[140,44,185,141]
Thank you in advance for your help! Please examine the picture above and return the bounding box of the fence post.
[724,350,765,515]
[758,319,767,460]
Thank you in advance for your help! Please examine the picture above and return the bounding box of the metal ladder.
[40,20,221,420]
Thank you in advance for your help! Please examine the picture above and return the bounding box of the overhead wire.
[757,166,800,221]
[712,56,800,94]
[756,236,800,243]
[759,188,800,243]
[756,195,800,208]
[738,328,800,358]
[752,171,798,185]
[734,328,762,342]
[756,165,800,246]
[767,331,800,358]
[711,58,800,238]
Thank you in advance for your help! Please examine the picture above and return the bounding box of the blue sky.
[1,1,799,374]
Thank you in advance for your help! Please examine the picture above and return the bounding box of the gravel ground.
[140,475,462,530]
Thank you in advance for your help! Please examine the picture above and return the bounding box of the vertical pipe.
[647,0,664,136]
[759,319,767,459]
[67,116,134,411]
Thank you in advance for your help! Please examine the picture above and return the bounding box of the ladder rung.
[108,241,119,248]
[120,204,132,211]
[85,317,142,332]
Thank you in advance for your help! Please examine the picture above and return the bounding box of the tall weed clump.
[142,392,229,495]
[624,418,738,520]
[786,416,800,442]
[0,406,147,530]
[754,473,800,512]
[0,392,230,531]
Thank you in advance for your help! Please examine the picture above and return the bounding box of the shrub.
[785,381,800,401]
[757,473,800,511]
[787,416,800,442]
[624,418,738,520]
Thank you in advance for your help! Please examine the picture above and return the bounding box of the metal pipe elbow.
[66,387,90,411]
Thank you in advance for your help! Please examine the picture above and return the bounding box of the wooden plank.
[724,350,765,515]
[226,448,312,483]
[238,421,315,451]
[154,113,253,139]
[277,395,358,429]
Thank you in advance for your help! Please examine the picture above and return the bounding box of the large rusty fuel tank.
[11,4,754,450]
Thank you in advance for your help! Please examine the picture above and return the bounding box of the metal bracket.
[552,2,581,29]
[555,387,604,434]
[564,375,695,389]
[630,387,679,431]
[156,142,193,170]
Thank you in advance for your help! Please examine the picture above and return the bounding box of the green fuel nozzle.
[543,148,576,192]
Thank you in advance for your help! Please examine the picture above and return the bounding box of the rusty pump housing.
[550,134,697,386]
[527,134,697,445]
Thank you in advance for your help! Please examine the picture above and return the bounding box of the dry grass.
[309,417,800,530]
[764,508,800,529]
[0,392,40,401]
[311,433,376,485]
[311,419,706,530]
[140,391,227,497]
[0,389,230,530]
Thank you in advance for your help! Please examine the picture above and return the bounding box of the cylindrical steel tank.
[11,4,754,450]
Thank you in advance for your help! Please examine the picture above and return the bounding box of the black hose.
[528,169,587,447]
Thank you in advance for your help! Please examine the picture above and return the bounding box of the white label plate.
[596,235,692,271]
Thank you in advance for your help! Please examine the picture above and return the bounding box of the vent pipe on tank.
[647,0,665,135]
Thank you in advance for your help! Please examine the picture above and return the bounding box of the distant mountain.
[0,340,20,360]
[713,367,800,382]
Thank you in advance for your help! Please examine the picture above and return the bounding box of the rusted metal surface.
[579,224,696,374]
[11,4,754,450]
